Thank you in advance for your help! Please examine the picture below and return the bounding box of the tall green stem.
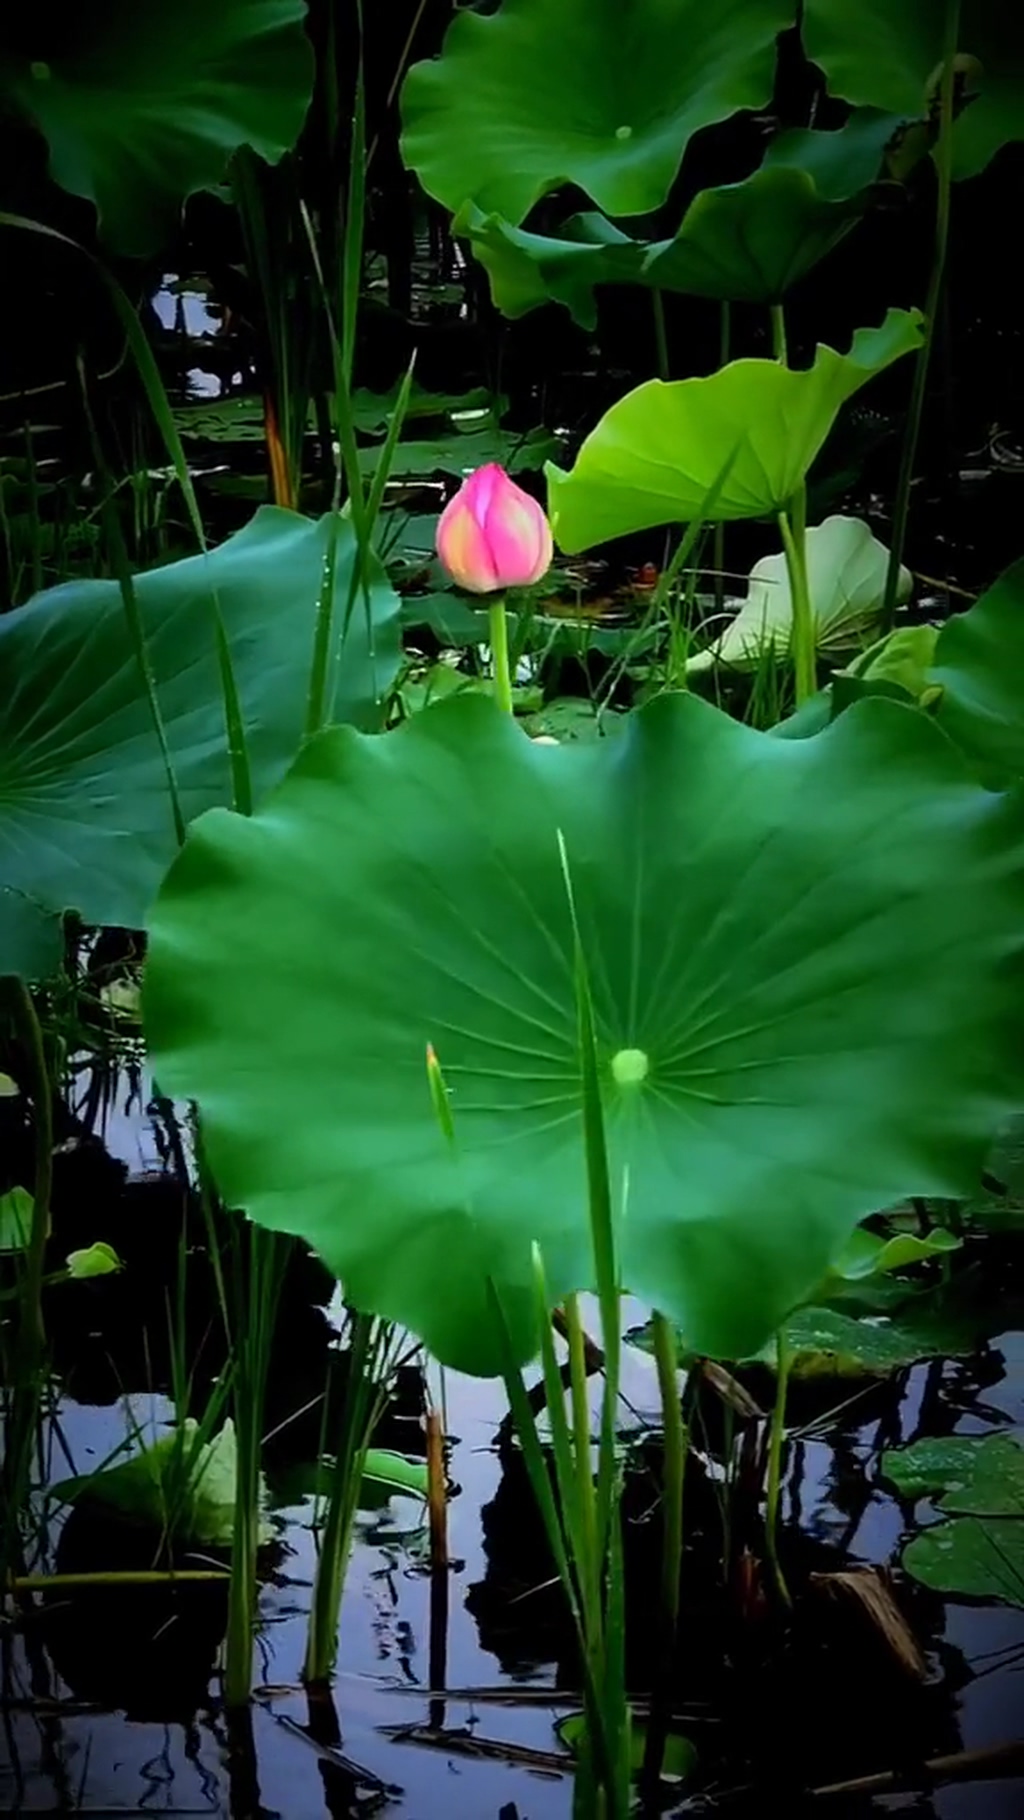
[713,302,731,619]
[488,595,513,716]
[771,305,814,708]
[881,0,960,630]
[764,1327,792,1609]
[304,1312,387,1683]
[778,507,816,707]
[652,290,670,382]
[3,980,52,1357]
[641,1310,686,1797]
[223,1225,284,1708]
[1,979,54,1589]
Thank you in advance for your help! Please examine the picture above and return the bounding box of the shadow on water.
[3,1060,1024,1817]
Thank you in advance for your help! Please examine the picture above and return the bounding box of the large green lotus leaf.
[0,509,399,972]
[144,690,1024,1376]
[0,2,314,255]
[645,108,904,303]
[687,515,908,673]
[546,310,924,551]
[0,888,63,981]
[803,0,1024,180]
[400,0,796,224]
[930,561,1024,785]
[459,112,902,328]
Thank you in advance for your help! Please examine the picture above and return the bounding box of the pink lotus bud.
[436,463,553,594]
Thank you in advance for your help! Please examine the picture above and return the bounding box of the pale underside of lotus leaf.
[687,516,911,673]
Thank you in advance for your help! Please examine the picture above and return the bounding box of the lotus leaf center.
[611,1046,649,1086]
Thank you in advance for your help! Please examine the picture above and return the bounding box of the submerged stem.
[881,0,961,630]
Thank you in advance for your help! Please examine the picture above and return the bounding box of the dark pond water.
[4,1060,1024,1819]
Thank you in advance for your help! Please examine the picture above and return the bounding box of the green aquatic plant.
[143,688,1024,1376]
[458,109,907,327]
[545,311,924,552]
[0,0,315,255]
[0,509,400,981]
[401,0,795,224]
[883,1433,1024,1607]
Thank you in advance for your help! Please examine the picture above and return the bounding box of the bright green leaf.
[803,0,1023,180]
[930,560,1024,786]
[51,1418,269,1547]
[827,1224,960,1282]
[360,1449,430,1501]
[546,310,924,551]
[267,1448,429,1512]
[687,515,908,673]
[0,2,314,256]
[0,1186,33,1253]
[144,691,1024,1375]
[0,508,399,975]
[557,1710,697,1782]
[65,1240,122,1279]
[850,624,941,702]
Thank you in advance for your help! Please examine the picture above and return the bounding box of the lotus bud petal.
[436,463,553,594]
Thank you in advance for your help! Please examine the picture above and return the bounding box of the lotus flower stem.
[881,0,961,632]
[488,595,514,716]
